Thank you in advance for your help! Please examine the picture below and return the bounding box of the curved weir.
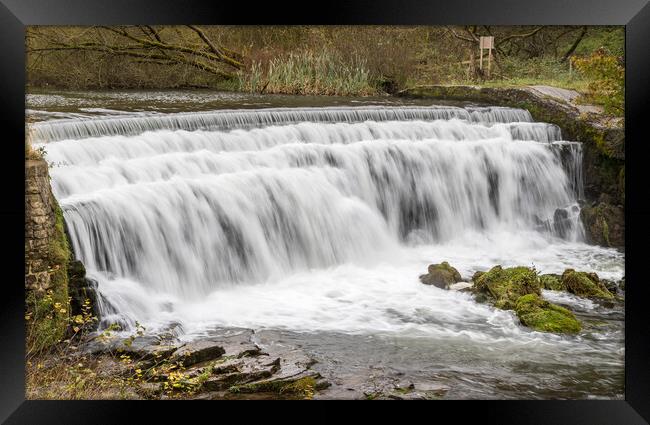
[32,105,536,143]
[35,105,622,341]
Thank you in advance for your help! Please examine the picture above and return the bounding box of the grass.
[411,55,591,93]
[238,50,376,96]
[26,355,139,400]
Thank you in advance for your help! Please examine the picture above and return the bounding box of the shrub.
[572,49,624,115]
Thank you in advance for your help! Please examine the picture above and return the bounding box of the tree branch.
[561,26,588,62]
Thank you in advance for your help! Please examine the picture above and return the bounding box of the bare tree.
[27,26,245,81]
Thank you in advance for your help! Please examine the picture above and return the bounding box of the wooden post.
[479,36,494,77]
[488,46,492,77]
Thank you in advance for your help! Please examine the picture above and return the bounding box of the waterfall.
[31,105,535,143]
[35,105,587,330]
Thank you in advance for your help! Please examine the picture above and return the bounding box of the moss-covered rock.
[472,266,541,310]
[561,269,614,299]
[539,274,565,291]
[419,261,462,289]
[515,294,581,334]
[471,271,485,282]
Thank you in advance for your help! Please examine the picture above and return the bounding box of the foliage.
[26,26,624,98]
[572,49,624,115]
[238,50,375,96]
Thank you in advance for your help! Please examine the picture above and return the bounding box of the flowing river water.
[28,90,624,399]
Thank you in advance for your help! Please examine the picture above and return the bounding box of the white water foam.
[35,105,623,346]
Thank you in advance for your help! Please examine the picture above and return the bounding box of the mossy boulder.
[471,271,485,282]
[472,266,541,310]
[539,274,565,291]
[515,294,581,334]
[419,261,462,289]
[561,269,614,299]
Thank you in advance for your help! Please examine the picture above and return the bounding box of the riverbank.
[27,263,624,400]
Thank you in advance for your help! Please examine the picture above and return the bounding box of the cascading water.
[34,105,622,341]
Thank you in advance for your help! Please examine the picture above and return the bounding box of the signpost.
[479,36,494,77]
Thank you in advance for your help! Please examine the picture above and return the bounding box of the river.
[27,89,624,399]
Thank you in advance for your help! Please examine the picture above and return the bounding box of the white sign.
[480,36,494,49]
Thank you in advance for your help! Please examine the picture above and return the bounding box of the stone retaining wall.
[25,159,59,292]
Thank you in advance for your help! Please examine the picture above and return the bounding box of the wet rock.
[619,277,625,291]
[539,273,565,291]
[201,357,282,392]
[515,293,581,334]
[229,370,322,397]
[553,208,572,239]
[601,279,618,295]
[360,379,449,400]
[82,334,180,364]
[170,339,226,368]
[580,202,624,248]
[386,382,449,400]
[472,265,541,310]
[419,261,462,289]
[204,328,262,358]
[561,269,614,299]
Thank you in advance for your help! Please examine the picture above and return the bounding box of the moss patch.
[561,269,614,299]
[539,274,565,291]
[515,294,581,334]
[472,266,541,310]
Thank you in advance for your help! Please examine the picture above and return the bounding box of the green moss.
[515,294,581,334]
[472,265,541,310]
[539,274,565,291]
[229,376,317,399]
[561,269,614,299]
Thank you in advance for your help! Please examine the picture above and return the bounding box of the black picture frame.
[2,0,649,423]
